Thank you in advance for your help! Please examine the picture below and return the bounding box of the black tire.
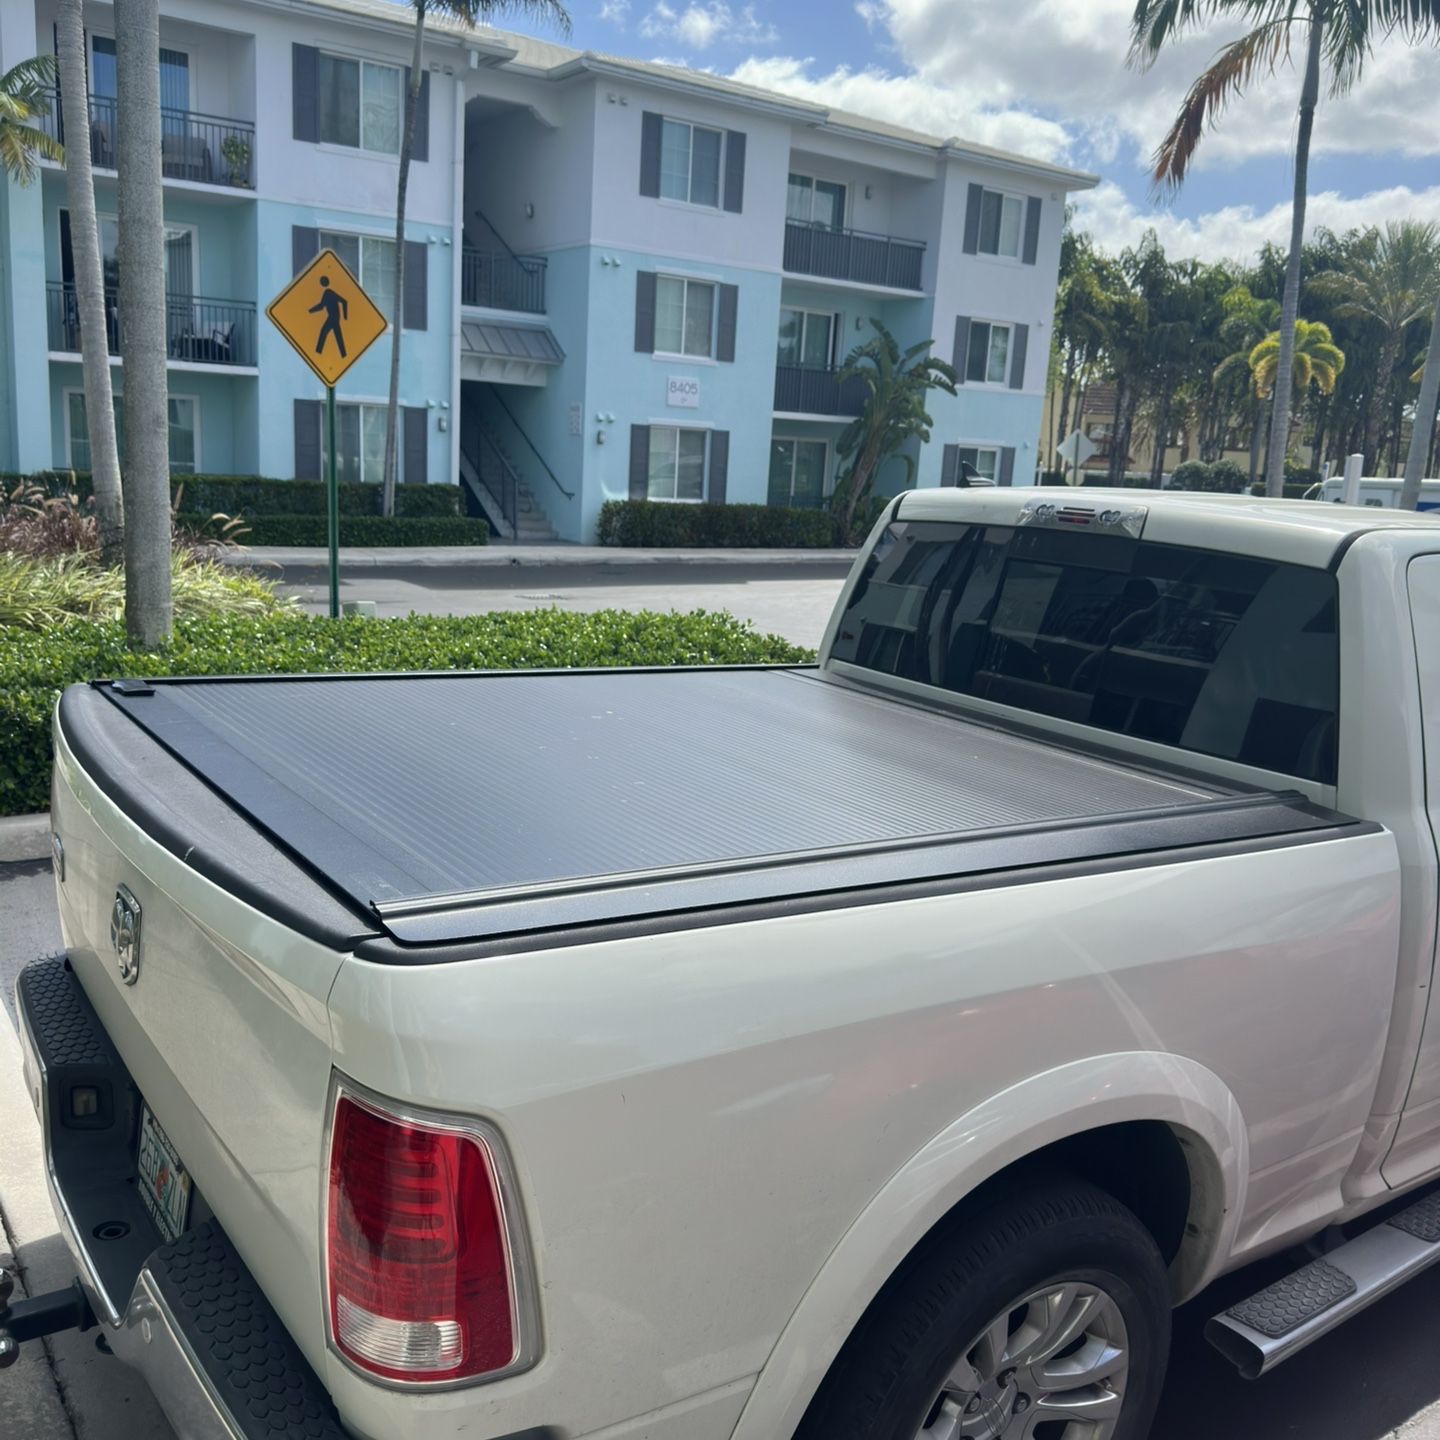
[796,1177,1171,1440]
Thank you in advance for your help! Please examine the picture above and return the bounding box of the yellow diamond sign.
[267,248,388,388]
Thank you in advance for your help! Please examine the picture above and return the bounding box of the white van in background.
[1310,476,1440,509]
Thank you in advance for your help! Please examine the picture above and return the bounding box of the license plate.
[137,1104,192,1244]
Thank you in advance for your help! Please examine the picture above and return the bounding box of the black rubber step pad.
[17,955,116,1068]
[1226,1258,1357,1339]
[1388,1192,1440,1243]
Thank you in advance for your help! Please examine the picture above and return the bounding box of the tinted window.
[830,521,1339,782]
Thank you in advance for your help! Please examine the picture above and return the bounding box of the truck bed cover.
[70,668,1351,949]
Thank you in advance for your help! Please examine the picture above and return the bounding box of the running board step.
[1206,1190,1440,1377]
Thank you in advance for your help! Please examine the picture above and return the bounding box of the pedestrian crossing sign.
[266,248,388,388]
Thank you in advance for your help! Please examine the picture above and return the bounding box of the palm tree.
[380,0,571,518]
[0,55,63,183]
[830,320,957,540]
[1250,320,1345,415]
[116,0,173,646]
[1402,291,1440,508]
[1212,285,1281,486]
[1311,222,1440,468]
[1129,0,1440,498]
[58,0,124,565]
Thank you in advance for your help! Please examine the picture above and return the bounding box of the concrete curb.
[0,815,50,865]
[222,545,860,571]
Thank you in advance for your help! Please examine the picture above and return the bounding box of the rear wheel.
[797,1178,1171,1440]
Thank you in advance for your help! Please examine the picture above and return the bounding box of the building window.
[768,438,828,507]
[647,426,707,501]
[319,402,390,485]
[777,308,835,368]
[319,230,396,323]
[659,119,722,207]
[976,188,1025,259]
[965,320,1012,385]
[68,392,197,473]
[655,276,715,358]
[956,446,999,484]
[317,53,402,155]
[787,173,846,231]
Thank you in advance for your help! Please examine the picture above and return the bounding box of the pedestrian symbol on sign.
[266,247,387,388]
[309,275,349,358]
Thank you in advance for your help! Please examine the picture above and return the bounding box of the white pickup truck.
[15,487,1440,1440]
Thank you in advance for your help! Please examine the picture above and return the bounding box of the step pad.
[1224,1258,1356,1339]
[1389,1192,1440,1243]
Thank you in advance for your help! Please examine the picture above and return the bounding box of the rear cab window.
[829,519,1340,784]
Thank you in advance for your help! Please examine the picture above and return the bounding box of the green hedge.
[0,609,813,816]
[598,500,842,548]
[229,516,488,546]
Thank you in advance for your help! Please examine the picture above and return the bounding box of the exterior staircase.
[459,426,558,543]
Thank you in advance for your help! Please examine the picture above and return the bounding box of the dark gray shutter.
[629,425,651,500]
[294,400,321,479]
[410,71,430,163]
[953,315,971,382]
[716,283,738,362]
[634,270,657,353]
[639,112,663,198]
[403,240,427,330]
[403,406,427,484]
[940,444,960,487]
[708,430,729,503]
[292,45,319,143]
[1009,323,1029,390]
[1022,196,1042,265]
[962,183,983,256]
[999,446,1016,487]
[292,226,319,274]
[723,131,746,213]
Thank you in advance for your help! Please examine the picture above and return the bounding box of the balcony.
[774,364,869,418]
[39,92,255,189]
[783,221,925,292]
[47,284,257,368]
[461,248,547,314]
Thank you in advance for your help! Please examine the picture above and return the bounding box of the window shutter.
[634,270,657,353]
[1022,196,1042,265]
[723,131,746,213]
[940,444,960,487]
[629,425,651,500]
[999,446,1016,487]
[292,44,319,143]
[292,226,319,275]
[962,183,983,256]
[1009,323,1029,390]
[410,71,430,163]
[716,283,738,362]
[952,315,970,382]
[294,400,322,479]
[708,430,729,503]
[404,240,427,330]
[639,112,663,198]
[403,406,427,484]
[59,208,74,285]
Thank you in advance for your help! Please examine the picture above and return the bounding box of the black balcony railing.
[39,91,255,188]
[461,248,547,314]
[773,364,869,417]
[47,284,257,367]
[783,221,925,291]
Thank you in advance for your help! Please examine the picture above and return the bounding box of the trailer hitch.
[0,1267,95,1368]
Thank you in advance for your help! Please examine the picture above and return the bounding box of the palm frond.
[1,54,58,105]
[0,122,62,183]
[426,0,572,33]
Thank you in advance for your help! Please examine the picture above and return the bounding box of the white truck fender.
[729,1050,1248,1440]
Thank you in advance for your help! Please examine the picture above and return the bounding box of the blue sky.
[544,0,1440,263]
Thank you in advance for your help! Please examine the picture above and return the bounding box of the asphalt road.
[3,855,1440,1438]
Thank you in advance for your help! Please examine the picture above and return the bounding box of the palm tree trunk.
[1264,11,1323,498]
[1364,332,1398,471]
[1150,390,1170,486]
[382,3,427,519]
[57,0,123,564]
[1401,290,1440,509]
[115,0,171,646]
[1057,349,1077,459]
[1247,401,1265,487]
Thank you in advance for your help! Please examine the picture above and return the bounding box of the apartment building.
[0,0,1096,542]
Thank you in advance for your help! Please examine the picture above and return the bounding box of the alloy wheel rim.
[915,1279,1129,1440]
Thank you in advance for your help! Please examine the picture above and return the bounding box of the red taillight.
[325,1090,523,1383]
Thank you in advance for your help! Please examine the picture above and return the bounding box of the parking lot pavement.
[4,846,1440,1439]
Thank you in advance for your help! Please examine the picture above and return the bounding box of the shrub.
[1207,459,1249,493]
[0,609,814,816]
[598,501,841,548]
[1168,460,1212,491]
[235,516,489,546]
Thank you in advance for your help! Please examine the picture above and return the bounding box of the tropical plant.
[115,0,174,647]
[57,0,124,565]
[1052,226,1112,466]
[1249,320,1345,402]
[1402,290,1440,509]
[830,320,958,539]
[380,0,571,517]
[0,55,62,184]
[1213,285,1281,485]
[1129,0,1440,498]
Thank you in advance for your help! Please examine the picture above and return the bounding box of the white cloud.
[639,2,778,50]
[599,0,630,22]
[855,0,886,29]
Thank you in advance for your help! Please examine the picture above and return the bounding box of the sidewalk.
[222,544,859,570]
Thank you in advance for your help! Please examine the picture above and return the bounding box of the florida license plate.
[137,1104,192,1243]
